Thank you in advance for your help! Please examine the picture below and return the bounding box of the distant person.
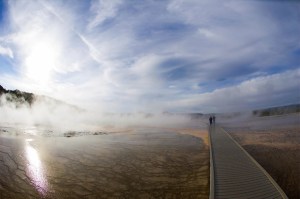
[209,116,213,125]
[212,116,216,124]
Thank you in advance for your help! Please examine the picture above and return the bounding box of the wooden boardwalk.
[209,125,288,199]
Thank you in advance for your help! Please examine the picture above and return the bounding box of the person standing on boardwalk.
[212,116,216,124]
[209,116,213,125]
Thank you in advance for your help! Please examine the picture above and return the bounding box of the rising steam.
[0,92,202,136]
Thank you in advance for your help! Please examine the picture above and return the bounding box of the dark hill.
[0,85,35,106]
[0,84,84,112]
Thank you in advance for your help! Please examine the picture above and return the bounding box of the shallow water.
[0,128,209,199]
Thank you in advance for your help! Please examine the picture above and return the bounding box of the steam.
[0,93,201,136]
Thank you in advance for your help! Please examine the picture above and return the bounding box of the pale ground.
[0,124,209,199]
[220,113,300,199]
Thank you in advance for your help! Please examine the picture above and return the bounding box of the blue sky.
[0,0,299,113]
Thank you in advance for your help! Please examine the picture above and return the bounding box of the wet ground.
[0,128,209,199]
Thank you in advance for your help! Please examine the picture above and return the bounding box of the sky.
[0,0,299,113]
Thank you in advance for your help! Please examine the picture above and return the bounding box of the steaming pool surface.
[0,126,209,198]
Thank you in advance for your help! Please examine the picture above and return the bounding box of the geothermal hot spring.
[0,115,210,199]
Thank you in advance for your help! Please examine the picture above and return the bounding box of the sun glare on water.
[25,139,49,196]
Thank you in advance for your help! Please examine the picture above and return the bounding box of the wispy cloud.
[0,45,13,58]
[0,0,299,113]
[167,69,300,113]
[88,0,123,30]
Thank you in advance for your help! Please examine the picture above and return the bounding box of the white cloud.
[0,0,299,114]
[168,69,300,113]
[0,45,13,58]
[88,0,123,30]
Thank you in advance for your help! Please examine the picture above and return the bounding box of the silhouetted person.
[209,116,213,125]
[212,116,216,124]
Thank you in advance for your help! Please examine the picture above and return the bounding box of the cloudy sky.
[0,0,299,113]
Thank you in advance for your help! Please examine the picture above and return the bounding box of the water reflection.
[24,127,38,136]
[25,139,48,196]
